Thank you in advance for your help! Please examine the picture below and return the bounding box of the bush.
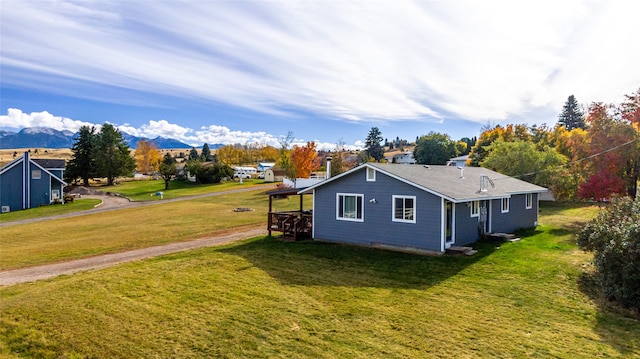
[577,197,640,310]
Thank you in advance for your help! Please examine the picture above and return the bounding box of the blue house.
[298,163,547,254]
[0,152,67,213]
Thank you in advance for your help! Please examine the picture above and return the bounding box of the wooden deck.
[268,210,312,240]
[266,187,313,241]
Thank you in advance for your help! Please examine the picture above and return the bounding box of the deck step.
[446,246,477,256]
[487,233,520,242]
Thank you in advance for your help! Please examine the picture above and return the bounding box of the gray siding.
[0,164,24,211]
[313,168,444,251]
[490,194,538,233]
[454,202,481,246]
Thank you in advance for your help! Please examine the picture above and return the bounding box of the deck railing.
[268,210,312,240]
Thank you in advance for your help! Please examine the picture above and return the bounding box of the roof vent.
[423,165,429,169]
[457,166,464,179]
[480,174,495,192]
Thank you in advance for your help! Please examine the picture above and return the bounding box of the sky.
[1,0,639,150]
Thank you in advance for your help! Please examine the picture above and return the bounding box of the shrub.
[577,197,640,310]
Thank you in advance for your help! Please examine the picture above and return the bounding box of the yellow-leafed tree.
[135,140,162,175]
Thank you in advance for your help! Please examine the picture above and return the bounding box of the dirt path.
[0,225,266,286]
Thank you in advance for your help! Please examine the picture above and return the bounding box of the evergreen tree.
[558,95,585,131]
[189,147,199,161]
[94,123,136,186]
[201,143,212,161]
[66,125,96,185]
[365,127,384,162]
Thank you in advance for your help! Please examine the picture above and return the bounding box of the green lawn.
[104,179,268,201]
[0,199,102,223]
[2,202,638,357]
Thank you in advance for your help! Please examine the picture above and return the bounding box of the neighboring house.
[265,168,286,182]
[298,163,546,254]
[258,162,276,172]
[0,152,67,212]
[447,155,469,167]
[390,151,417,164]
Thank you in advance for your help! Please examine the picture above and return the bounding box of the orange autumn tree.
[135,140,162,175]
[291,141,321,178]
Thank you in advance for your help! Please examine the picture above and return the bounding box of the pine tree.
[94,123,136,186]
[558,95,585,131]
[66,125,96,185]
[365,127,384,162]
[201,143,212,161]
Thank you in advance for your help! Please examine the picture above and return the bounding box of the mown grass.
[103,179,267,201]
[1,202,638,357]
[0,199,102,223]
[0,189,306,270]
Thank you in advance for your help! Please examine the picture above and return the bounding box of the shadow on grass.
[577,272,640,354]
[221,236,495,289]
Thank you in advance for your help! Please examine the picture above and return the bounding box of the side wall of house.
[0,165,24,211]
[29,162,51,208]
[313,168,443,251]
[490,193,538,233]
[454,202,481,246]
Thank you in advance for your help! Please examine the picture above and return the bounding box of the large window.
[525,193,533,209]
[501,198,510,213]
[393,195,416,223]
[470,200,479,217]
[337,193,364,221]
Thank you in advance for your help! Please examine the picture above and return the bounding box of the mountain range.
[0,127,199,149]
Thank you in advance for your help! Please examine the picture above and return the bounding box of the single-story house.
[389,151,417,164]
[265,168,286,182]
[0,152,67,212]
[298,163,546,254]
[258,162,276,172]
[447,155,469,167]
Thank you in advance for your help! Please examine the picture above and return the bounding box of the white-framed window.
[470,200,479,217]
[337,193,364,222]
[366,167,376,182]
[31,169,41,180]
[393,195,416,223]
[525,193,533,209]
[501,198,510,213]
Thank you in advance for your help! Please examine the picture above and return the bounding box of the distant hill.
[0,127,193,149]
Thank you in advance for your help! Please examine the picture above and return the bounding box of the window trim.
[470,200,479,217]
[392,195,417,223]
[525,193,533,209]
[366,167,376,182]
[501,198,510,213]
[336,193,364,222]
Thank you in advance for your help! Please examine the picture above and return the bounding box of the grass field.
[0,189,306,270]
[2,202,639,358]
[102,179,269,201]
[0,199,102,223]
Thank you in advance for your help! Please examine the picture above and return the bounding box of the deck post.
[268,195,273,236]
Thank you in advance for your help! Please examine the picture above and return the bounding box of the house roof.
[0,153,66,186]
[299,163,547,203]
[33,158,66,169]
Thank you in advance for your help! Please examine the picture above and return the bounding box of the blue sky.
[1,0,639,150]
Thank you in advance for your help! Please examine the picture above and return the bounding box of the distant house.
[258,162,276,172]
[265,168,285,182]
[298,163,546,254]
[0,152,67,212]
[389,151,416,164]
[447,155,469,167]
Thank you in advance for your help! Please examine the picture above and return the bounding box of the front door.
[479,200,491,234]
[445,201,453,248]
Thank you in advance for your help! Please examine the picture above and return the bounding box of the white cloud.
[0,108,94,133]
[1,0,639,127]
